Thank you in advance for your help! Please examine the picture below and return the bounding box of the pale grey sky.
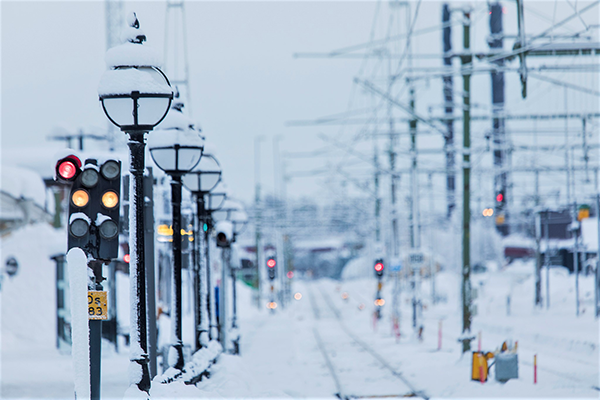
[2,1,598,208]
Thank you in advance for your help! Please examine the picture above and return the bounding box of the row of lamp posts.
[98,13,247,392]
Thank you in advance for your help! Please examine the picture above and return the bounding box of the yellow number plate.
[88,291,108,320]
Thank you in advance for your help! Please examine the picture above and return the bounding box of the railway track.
[307,283,429,400]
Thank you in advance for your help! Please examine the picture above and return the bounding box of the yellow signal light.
[72,190,89,207]
[157,224,173,236]
[374,298,385,307]
[101,191,119,209]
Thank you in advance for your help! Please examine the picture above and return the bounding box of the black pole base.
[133,358,152,393]
[170,343,185,371]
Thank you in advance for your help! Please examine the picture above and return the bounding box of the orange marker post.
[478,331,482,352]
[534,354,537,384]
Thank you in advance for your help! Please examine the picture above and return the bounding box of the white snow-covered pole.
[98,12,174,393]
[67,248,91,400]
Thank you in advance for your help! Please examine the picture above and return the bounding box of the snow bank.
[1,166,47,208]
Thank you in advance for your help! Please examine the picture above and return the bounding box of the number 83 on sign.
[88,291,108,320]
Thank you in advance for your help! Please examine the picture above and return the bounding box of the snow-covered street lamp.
[212,199,245,349]
[148,102,204,371]
[97,13,172,392]
[182,152,221,349]
[228,206,248,354]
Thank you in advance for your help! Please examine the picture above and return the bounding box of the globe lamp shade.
[99,66,173,131]
[182,154,222,193]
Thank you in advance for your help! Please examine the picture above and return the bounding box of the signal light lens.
[374,298,385,307]
[58,161,77,180]
[217,232,227,245]
[294,292,302,300]
[81,169,99,188]
[123,254,130,263]
[374,262,384,272]
[99,220,118,239]
[496,193,504,202]
[69,218,89,237]
[267,259,276,268]
[287,271,294,279]
[101,191,119,209]
[71,190,89,207]
[267,302,278,309]
[100,160,120,180]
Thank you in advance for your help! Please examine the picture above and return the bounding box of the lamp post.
[182,153,222,350]
[98,13,172,392]
[204,181,228,339]
[148,103,203,371]
[229,208,248,355]
[212,199,245,349]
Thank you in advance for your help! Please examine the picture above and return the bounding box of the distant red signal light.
[374,262,384,272]
[123,254,130,263]
[287,271,294,279]
[496,193,504,202]
[267,259,276,268]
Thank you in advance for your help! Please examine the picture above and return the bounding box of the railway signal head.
[267,258,276,280]
[495,189,505,210]
[67,158,121,260]
[374,258,384,278]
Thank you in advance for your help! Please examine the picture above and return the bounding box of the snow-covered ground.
[1,222,598,399]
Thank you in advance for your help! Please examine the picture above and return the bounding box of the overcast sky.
[2,1,598,208]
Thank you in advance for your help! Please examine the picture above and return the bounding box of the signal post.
[373,259,385,323]
[267,256,277,312]
[56,155,122,400]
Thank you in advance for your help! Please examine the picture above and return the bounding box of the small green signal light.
[203,223,208,232]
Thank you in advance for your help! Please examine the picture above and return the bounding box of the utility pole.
[490,2,508,235]
[254,136,264,308]
[596,194,600,318]
[574,202,580,317]
[534,210,543,307]
[442,3,455,219]
[105,0,123,151]
[164,0,192,114]
[460,9,473,353]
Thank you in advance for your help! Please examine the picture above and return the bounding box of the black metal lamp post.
[182,153,222,350]
[203,181,228,339]
[229,208,248,351]
[212,199,245,348]
[148,106,203,371]
[98,13,172,393]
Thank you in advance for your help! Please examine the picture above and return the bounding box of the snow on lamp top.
[98,13,171,98]
[105,12,162,69]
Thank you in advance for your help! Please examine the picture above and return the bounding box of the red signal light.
[496,193,504,202]
[58,161,77,180]
[56,155,82,182]
[287,271,294,279]
[374,262,384,272]
[123,254,130,263]
[267,259,276,268]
